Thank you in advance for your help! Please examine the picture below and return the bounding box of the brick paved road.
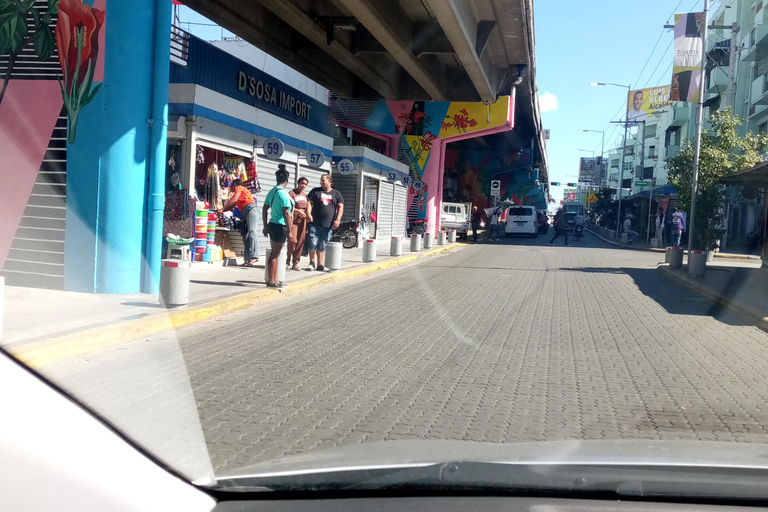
[38,232,768,474]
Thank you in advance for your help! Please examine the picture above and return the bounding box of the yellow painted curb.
[13,243,463,369]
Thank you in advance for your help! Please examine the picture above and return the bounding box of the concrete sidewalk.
[657,257,768,332]
[2,241,464,361]
[587,225,761,260]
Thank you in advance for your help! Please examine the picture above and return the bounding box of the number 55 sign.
[337,159,354,176]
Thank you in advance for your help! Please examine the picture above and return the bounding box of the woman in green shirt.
[262,164,294,289]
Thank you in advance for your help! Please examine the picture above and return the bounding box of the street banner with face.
[626,86,673,122]
[671,12,705,103]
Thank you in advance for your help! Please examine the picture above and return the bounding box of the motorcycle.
[574,225,584,241]
[331,220,358,249]
[407,217,428,236]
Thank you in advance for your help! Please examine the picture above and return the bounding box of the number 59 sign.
[263,138,284,160]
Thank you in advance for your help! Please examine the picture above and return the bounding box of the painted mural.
[361,95,513,219]
[444,148,547,210]
[55,0,105,143]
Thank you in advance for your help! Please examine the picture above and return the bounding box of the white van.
[504,205,538,237]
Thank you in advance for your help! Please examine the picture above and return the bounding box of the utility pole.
[616,116,630,239]
[689,0,710,253]
[726,21,739,108]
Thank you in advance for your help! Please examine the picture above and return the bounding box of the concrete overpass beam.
[337,0,447,100]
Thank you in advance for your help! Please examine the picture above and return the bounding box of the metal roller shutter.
[377,181,394,241]
[333,175,359,223]
[254,157,290,258]
[393,184,408,237]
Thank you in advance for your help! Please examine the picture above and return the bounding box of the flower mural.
[443,108,478,134]
[55,0,105,143]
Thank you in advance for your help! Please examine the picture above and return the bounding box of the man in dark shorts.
[262,165,293,289]
[306,174,344,272]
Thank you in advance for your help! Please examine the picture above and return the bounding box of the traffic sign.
[490,180,501,197]
[635,180,651,187]
[337,159,354,176]
[588,194,597,203]
[263,138,284,160]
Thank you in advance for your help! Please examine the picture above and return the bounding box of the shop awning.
[721,161,768,185]
[624,184,677,201]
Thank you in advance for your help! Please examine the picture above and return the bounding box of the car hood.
[215,439,768,481]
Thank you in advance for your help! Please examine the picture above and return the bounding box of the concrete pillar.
[420,141,445,238]
[64,0,170,294]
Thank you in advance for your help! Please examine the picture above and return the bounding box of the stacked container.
[194,206,208,255]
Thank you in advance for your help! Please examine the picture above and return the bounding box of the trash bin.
[448,229,457,243]
[159,259,191,307]
[325,241,343,271]
[363,239,377,262]
[390,236,402,256]
[438,231,447,245]
[264,245,287,283]
[423,233,433,249]
[410,234,422,252]
[669,246,684,269]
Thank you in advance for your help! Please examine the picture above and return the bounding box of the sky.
[175,0,725,203]
[535,0,729,201]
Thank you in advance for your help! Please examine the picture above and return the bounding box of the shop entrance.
[363,177,379,239]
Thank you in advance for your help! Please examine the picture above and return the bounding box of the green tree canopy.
[667,108,768,250]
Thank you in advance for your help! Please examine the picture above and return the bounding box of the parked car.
[537,210,549,234]
[440,202,472,239]
[504,205,538,237]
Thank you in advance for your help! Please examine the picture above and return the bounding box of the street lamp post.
[591,81,631,239]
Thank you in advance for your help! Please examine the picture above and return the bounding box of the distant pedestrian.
[671,207,686,246]
[623,215,639,244]
[262,165,293,289]
[306,174,345,272]
[287,176,309,271]
[654,207,665,244]
[488,205,503,242]
[549,209,570,246]
[471,205,482,242]
[219,178,258,267]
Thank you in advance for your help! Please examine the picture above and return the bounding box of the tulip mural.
[54,0,104,143]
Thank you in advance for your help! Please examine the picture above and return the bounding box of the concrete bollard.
[325,241,343,271]
[159,259,191,307]
[650,237,658,248]
[688,250,707,277]
[264,245,287,283]
[665,247,671,263]
[438,231,447,245]
[410,234,422,252]
[620,233,628,244]
[390,236,402,256]
[669,246,684,269]
[448,229,457,243]
[423,233,433,249]
[363,239,377,262]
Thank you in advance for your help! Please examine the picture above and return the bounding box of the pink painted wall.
[0,81,64,266]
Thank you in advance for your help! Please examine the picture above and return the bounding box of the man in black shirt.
[306,174,344,271]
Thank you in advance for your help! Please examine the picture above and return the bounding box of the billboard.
[564,188,578,202]
[578,157,597,184]
[671,12,705,103]
[626,86,673,122]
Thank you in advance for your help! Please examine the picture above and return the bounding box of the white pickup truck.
[440,202,472,240]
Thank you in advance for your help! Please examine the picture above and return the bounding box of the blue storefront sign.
[170,36,330,136]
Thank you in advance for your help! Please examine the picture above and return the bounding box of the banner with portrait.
[626,86,673,122]
[671,12,705,103]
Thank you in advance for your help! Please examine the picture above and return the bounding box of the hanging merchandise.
[245,159,261,194]
[206,163,223,210]
[196,145,205,164]
[222,154,242,172]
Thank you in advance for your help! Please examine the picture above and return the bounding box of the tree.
[667,108,768,250]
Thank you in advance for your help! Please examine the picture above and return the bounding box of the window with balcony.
[623,162,633,172]
[751,27,756,48]
[648,146,656,159]
[760,122,767,134]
